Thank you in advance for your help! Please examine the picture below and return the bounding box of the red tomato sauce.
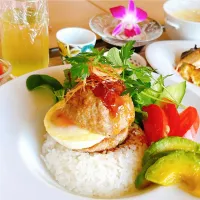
[90,75,125,116]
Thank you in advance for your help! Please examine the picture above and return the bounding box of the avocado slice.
[142,137,200,165]
[135,152,170,189]
[145,151,200,189]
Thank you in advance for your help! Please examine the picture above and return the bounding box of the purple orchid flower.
[110,0,148,37]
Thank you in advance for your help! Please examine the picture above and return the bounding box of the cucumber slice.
[151,75,164,98]
[32,84,57,104]
[137,75,164,106]
[156,81,186,106]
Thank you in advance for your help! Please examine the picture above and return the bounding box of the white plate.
[130,53,147,66]
[145,40,200,95]
[0,65,199,200]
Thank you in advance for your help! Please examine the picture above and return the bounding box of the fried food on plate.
[63,88,134,137]
[176,45,200,87]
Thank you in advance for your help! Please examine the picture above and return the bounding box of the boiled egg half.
[44,100,105,150]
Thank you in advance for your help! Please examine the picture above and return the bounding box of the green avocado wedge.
[145,151,200,188]
[135,152,170,189]
[142,137,200,166]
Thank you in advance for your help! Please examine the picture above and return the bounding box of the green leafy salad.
[26,41,186,126]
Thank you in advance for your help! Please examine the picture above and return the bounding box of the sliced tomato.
[0,63,4,75]
[143,104,169,145]
[161,102,180,136]
[179,106,199,137]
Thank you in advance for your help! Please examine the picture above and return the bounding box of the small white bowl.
[56,27,96,59]
[164,0,200,40]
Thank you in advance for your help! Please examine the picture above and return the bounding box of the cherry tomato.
[143,104,168,145]
[142,102,199,143]
[0,63,4,75]
[179,106,199,137]
[161,102,180,136]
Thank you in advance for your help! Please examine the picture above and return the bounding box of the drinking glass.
[0,59,12,85]
[0,0,49,76]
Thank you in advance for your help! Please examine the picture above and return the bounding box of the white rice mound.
[42,125,147,198]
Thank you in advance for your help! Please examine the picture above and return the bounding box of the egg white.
[44,100,105,150]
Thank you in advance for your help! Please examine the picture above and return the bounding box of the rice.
[42,126,147,198]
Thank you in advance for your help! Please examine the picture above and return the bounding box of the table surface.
[48,0,168,48]
[1,0,169,68]
[47,0,169,66]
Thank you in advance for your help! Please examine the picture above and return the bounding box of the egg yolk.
[51,109,74,127]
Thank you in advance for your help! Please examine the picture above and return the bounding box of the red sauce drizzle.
[90,75,125,116]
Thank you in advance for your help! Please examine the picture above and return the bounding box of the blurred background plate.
[102,37,150,47]
[145,40,200,95]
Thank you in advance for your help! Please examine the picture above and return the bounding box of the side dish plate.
[145,40,200,94]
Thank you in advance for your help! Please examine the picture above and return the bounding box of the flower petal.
[124,28,136,37]
[110,6,126,20]
[133,23,141,35]
[124,23,141,37]
[135,7,148,22]
[112,23,123,36]
[128,0,136,13]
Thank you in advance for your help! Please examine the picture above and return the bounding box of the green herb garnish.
[64,48,113,88]
[120,40,134,65]
[26,41,186,125]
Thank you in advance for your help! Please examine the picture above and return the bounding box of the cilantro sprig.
[120,40,134,65]
[64,48,112,88]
